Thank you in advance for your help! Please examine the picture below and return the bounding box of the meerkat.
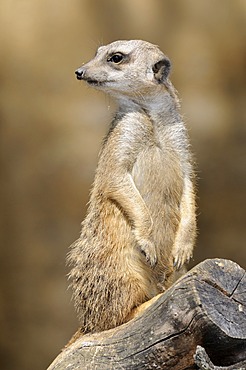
[68,40,196,334]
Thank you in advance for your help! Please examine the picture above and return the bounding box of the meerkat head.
[75,40,172,102]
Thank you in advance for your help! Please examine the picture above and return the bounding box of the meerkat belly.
[132,146,183,249]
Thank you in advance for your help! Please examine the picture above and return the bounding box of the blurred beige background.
[0,1,245,369]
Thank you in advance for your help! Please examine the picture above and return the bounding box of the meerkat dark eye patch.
[107,53,124,64]
[152,58,171,82]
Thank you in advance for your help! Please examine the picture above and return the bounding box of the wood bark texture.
[47,259,246,370]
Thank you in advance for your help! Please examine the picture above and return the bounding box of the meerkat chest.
[97,111,183,192]
[132,143,182,191]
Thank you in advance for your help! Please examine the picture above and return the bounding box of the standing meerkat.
[68,40,196,334]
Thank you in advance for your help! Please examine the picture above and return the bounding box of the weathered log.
[47,259,246,369]
[194,345,246,370]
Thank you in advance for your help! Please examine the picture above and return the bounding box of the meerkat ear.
[152,58,171,83]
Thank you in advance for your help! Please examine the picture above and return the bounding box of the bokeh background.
[0,1,245,369]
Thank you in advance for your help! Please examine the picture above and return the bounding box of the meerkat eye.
[107,53,124,64]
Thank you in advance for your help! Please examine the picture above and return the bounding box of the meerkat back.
[68,40,196,334]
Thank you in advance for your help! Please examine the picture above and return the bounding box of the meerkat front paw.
[172,244,193,270]
[138,238,157,267]
[172,217,196,270]
[133,221,156,266]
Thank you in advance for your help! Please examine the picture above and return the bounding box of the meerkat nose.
[75,68,84,80]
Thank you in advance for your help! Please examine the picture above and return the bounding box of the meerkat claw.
[140,240,157,267]
[173,256,182,270]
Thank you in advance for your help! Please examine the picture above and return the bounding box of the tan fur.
[68,40,196,334]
